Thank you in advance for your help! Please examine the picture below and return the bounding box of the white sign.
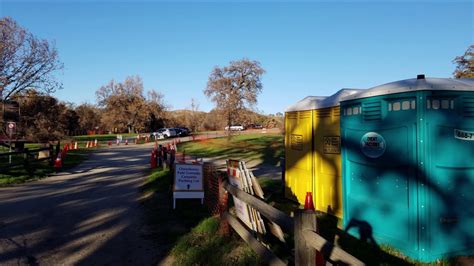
[6,122,16,136]
[173,163,204,209]
[454,129,474,141]
[174,164,203,191]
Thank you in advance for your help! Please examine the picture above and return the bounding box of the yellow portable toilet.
[285,90,361,218]
[284,96,325,204]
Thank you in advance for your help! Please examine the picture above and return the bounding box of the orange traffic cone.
[54,153,62,171]
[150,149,157,168]
[304,192,315,211]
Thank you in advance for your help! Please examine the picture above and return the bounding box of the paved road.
[0,144,158,265]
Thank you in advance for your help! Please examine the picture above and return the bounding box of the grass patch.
[71,133,139,142]
[171,216,260,266]
[142,167,173,194]
[141,169,261,265]
[178,133,283,166]
[0,149,90,186]
[141,168,210,244]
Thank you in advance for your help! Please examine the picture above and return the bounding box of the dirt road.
[0,144,159,265]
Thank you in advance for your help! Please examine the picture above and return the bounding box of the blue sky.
[1,1,473,114]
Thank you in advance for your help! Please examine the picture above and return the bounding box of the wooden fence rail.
[221,179,365,266]
[0,145,56,172]
[222,180,293,233]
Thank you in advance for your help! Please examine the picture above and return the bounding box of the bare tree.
[204,58,265,130]
[453,44,474,78]
[96,76,168,133]
[96,76,148,133]
[0,17,63,101]
[145,89,168,131]
[187,98,203,132]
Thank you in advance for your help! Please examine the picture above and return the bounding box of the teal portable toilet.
[341,75,474,262]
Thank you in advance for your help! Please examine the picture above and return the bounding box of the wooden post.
[295,209,317,266]
[49,144,54,166]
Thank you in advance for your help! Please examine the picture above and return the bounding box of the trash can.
[341,75,474,262]
[284,89,361,218]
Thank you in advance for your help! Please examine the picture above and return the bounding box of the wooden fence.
[220,179,365,266]
[0,144,57,173]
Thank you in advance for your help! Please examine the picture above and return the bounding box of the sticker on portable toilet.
[454,129,474,141]
[360,132,386,158]
[290,134,303,150]
[323,136,341,154]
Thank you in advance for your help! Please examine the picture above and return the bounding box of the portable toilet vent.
[340,76,474,262]
[284,89,362,218]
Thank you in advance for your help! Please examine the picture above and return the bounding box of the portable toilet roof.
[317,88,364,108]
[285,89,363,112]
[285,96,326,112]
[343,75,474,101]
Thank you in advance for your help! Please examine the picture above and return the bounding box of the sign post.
[173,163,204,209]
[6,122,16,164]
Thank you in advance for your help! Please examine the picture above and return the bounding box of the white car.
[224,125,245,131]
[157,128,177,138]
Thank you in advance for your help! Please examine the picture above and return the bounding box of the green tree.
[453,44,474,78]
[204,58,265,130]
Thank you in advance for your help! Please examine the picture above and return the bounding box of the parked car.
[156,128,177,138]
[151,132,165,139]
[174,127,190,136]
[248,124,263,129]
[224,125,245,131]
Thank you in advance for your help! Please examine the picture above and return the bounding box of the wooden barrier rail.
[221,179,365,266]
[0,145,55,171]
[222,180,293,233]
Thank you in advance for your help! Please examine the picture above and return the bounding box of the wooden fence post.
[49,144,54,166]
[295,209,317,266]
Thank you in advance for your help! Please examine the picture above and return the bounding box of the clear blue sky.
[1,1,473,114]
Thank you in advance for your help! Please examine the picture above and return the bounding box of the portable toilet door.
[341,76,474,262]
[421,79,474,261]
[312,89,362,219]
[284,96,324,203]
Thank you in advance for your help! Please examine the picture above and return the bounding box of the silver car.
[157,128,177,138]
